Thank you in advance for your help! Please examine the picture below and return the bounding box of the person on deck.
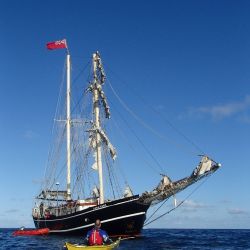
[84,219,113,245]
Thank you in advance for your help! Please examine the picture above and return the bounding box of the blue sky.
[0,0,250,229]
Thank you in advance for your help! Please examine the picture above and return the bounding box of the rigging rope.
[104,64,207,154]
[42,59,66,190]
[42,60,92,195]
[103,147,120,199]
[109,99,164,174]
[71,61,91,115]
[72,60,91,86]
[107,78,198,157]
[143,175,212,227]
[144,198,169,224]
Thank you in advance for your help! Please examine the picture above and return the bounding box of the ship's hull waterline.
[33,196,150,236]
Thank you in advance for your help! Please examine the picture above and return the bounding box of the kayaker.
[84,219,113,245]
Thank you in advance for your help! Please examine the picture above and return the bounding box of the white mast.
[93,52,104,204]
[66,53,71,201]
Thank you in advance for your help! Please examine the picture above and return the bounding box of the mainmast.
[92,52,104,204]
[66,53,71,201]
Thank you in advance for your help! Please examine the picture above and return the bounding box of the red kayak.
[13,228,49,236]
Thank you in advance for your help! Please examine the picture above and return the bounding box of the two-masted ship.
[32,43,220,236]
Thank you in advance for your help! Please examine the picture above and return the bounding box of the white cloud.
[228,208,248,215]
[178,199,210,213]
[187,95,250,121]
[5,209,19,213]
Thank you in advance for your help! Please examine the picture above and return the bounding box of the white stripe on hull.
[49,211,146,233]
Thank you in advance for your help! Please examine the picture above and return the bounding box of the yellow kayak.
[65,238,120,250]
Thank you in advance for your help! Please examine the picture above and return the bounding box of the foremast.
[88,52,116,204]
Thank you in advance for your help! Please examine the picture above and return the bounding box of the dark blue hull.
[33,195,150,236]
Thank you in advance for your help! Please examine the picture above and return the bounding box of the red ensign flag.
[46,39,67,50]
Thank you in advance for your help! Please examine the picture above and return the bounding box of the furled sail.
[36,190,68,200]
[89,128,117,161]
[97,128,117,160]
[86,51,110,119]
[139,156,221,205]
[97,85,110,119]
[124,186,134,198]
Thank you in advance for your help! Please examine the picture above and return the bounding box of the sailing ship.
[32,47,221,236]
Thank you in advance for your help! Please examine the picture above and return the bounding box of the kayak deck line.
[65,238,121,250]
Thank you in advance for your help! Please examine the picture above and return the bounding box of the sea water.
[0,228,249,249]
